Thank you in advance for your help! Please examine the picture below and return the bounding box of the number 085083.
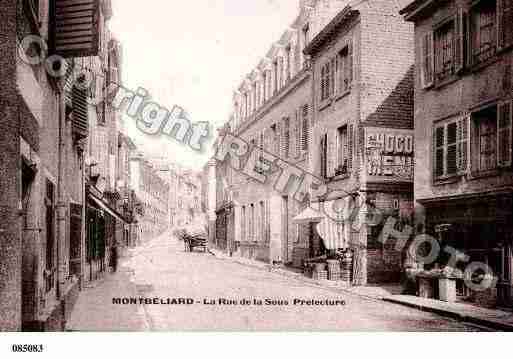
[11,344,44,353]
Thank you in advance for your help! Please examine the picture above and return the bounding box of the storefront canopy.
[88,194,126,224]
[292,207,326,224]
[293,206,346,250]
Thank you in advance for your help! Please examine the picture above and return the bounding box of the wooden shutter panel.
[72,84,89,139]
[295,110,301,157]
[457,115,470,173]
[327,130,337,178]
[434,126,445,177]
[50,0,101,58]
[275,122,281,156]
[421,32,434,88]
[454,9,465,73]
[330,58,336,96]
[320,134,327,178]
[348,124,354,173]
[347,38,354,87]
[498,101,513,168]
[498,0,513,50]
[302,105,309,151]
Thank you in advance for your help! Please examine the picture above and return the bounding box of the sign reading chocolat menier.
[365,128,414,181]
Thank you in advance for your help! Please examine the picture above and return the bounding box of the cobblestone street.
[68,233,486,331]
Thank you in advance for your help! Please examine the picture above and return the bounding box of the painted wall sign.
[365,128,414,182]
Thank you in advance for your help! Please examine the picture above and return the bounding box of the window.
[250,204,255,242]
[471,103,512,172]
[471,1,497,64]
[337,44,353,93]
[320,61,334,101]
[320,133,328,179]
[260,201,266,243]
[477,108,498,171]
[433,116,469,178]
[337,125,349,175]
[286,46,292,81]
[434,20,455,80]
[271,123,280,155]
[273,61,278,94]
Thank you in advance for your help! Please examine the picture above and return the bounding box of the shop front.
[419,192,513,308]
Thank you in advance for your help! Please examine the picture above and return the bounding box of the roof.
[399,0,438,22]
[303,6,359,57]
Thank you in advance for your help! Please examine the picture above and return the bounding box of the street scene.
[67,232,481,331]
[2,0,513,336]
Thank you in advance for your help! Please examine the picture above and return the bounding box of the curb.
[383,297,513,331]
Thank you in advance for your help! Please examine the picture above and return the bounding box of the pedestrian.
[110,244,118,273]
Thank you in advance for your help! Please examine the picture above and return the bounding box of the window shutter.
[330,57,336,96]
[498,0,513,50]
[50,0,101,58]
[320,134,327,178]
[447,122,458,175]
[348,124,354,173]
[434,126,445,177]
[274,123,280,156]
[295,110,301,157]
[457,115,470,173]
[302,105,309,151]
[327,130,337,178]
[454,9,465,73]
[347,38,354,87]
[285,117,291,158]
[72,84,89,139]
[421,32,434,88]
[498,101,513,168]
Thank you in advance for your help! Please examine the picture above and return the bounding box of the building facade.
[212,0,414,286]
[0,0,115,331]
[130,155,170,241]
[401,0,513,308]
[304,0,414,285]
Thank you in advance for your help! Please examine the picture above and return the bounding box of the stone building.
[214,0,318,263]
[401,0,513,308]
[304,0,414,285]
[129,155,170,241]
[0,0,114,331]
[212,0,414,286]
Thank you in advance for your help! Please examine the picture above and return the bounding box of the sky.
[109,0,300,170]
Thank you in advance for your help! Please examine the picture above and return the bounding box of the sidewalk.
[210,247,513,331]
[66,266,150,331]
[384,295,513,331]
[209,247,401,299]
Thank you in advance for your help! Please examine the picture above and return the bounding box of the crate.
[313,270,328,281]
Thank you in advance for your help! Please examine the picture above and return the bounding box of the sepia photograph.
[1,0,513,356]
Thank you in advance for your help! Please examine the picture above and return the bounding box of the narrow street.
[69,232,485,331]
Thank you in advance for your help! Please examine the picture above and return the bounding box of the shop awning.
[294,205,346,250]
[292,207,326,224]
[88,194,126,224]
[316,217,346,250]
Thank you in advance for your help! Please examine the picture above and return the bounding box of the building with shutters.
[401,0,513,308]
[0,0,112,331]
[303,0,415,285]
[214,1,318,264]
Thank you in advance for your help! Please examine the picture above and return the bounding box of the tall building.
[0,0,114,331]
[401,0,513,308]
[304,0,414,285]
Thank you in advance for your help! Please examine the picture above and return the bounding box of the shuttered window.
[434,118,469,178]
[471,0,497,64]
[337,41,353,93]
[434,20,455,81]
[50,0,101,58]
